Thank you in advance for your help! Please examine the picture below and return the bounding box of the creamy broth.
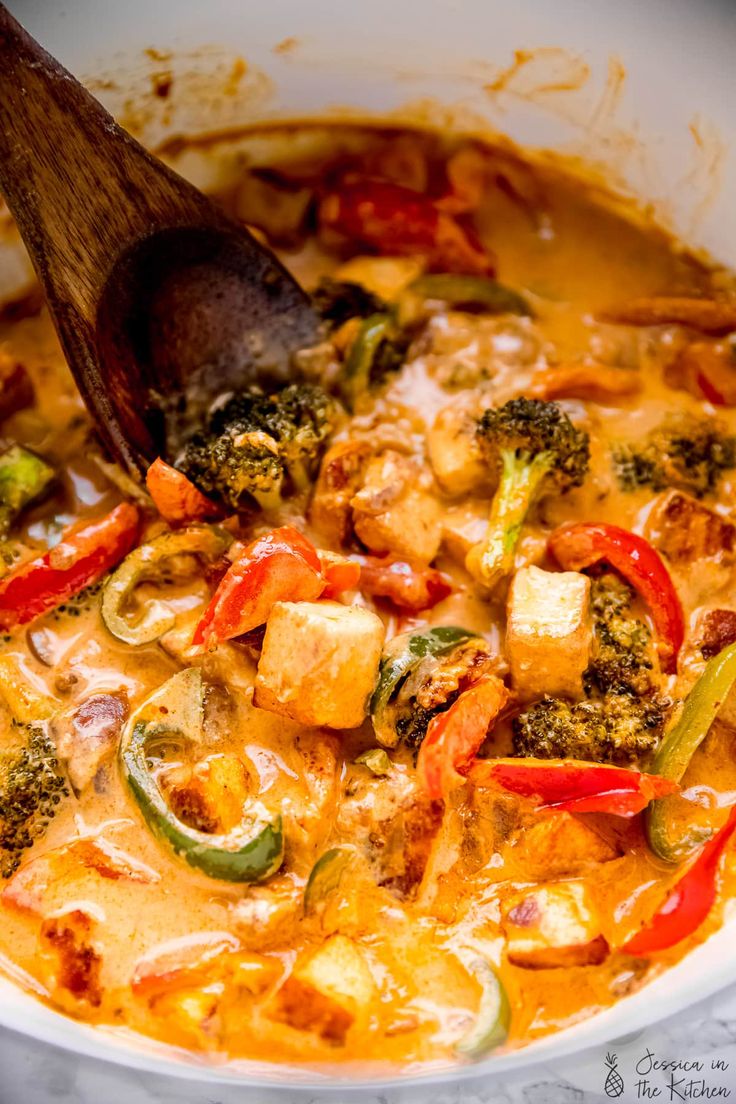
[0,125,735,1071]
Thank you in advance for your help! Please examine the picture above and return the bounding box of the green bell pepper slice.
[370,626,477,747]
[101,525,232,646]
[340,312,400,411]
[455,955,510,1060]
[647,641,736,862]
[408,274,531,316]
[120,668,284,883]
[0,445,55,536]
[303,845,356,916]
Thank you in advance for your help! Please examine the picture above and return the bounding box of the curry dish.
[1,124,736,1072]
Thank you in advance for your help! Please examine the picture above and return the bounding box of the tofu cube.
[502,881,608,969]
[427,403,489,497]
[254,601,385,729]
[512,812,619,880]
[351,450,442,565]
[275,934,376,1042]
[506,565,592,700]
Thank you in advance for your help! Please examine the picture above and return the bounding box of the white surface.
[2,0,736,1097]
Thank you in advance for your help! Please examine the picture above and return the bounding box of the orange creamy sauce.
[0,124,735,1073]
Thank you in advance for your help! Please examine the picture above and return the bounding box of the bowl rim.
[1,917,734,1091]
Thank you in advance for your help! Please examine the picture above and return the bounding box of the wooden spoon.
[0,4,319,477]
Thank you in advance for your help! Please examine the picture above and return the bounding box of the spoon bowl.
[0,3,319,477]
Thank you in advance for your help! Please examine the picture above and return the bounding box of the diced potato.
[168,753,251,834]
[648,489,736,563]
[506,566,592,700]
[646,490,736,602]
[275,934,376,1042]
[678,606,736,728]
[309,439,372,547]
[254,601,385,729]
[335,256,425,301]
[512,812,619,880]
[426,402,489,496]
[351,450,443,564]
[502,881,608,968]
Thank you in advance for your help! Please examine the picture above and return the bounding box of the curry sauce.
[0,124,735,1073]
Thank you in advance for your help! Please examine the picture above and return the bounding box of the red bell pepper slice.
[145,458,220,525]
[548,522,684,674]
[417,676,509,800]
[0,502,140,631]
[355,556,452,611]
[193,525,324,647]
[319,179,495,276]
[470,758,678,817]
[319,553,362,599]
[622,804,736,955]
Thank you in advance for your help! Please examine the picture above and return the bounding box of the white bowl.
[4,0,736,1094]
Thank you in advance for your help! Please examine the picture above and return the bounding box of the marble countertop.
[4,983,736,1104]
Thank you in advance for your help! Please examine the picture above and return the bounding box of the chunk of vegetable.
[355,555,452,611]
[193,526,323,648]
[351,450,443,565]
[598,296,736,334]
[52,691,128,793]
[409,274,531,316]
[120,669,284,883]
[320,178,495,276]
[647,641,736,862]
[370,626,477,747]
[303,847,356,917]
[145,458,220,525]
[417,675,509,800]
[624,805,736,955]
[102,526,232,646]
[455,956,510,1059]
[0,502,140,631]
[0,445,54,536]
[549,522,684,674]
[472,758,677,817]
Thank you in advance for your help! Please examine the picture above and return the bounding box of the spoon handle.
[0,2,215,324]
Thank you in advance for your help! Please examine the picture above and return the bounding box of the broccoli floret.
[0,724,68,878]
[394,705,437,750]
[512,694,666,765]
[613,414,736,498]
[253,382,339,491]
[311,278,386,328]
[584,573,656,697]
[467,398,590,589]
[513,571,668,764]
[181,383,338,512]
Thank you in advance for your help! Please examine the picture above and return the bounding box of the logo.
[604,1051,625,1098]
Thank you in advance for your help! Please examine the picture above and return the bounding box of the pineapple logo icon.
[604,1051,625,1098]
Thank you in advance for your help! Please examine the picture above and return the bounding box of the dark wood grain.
[0,4,318,475]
